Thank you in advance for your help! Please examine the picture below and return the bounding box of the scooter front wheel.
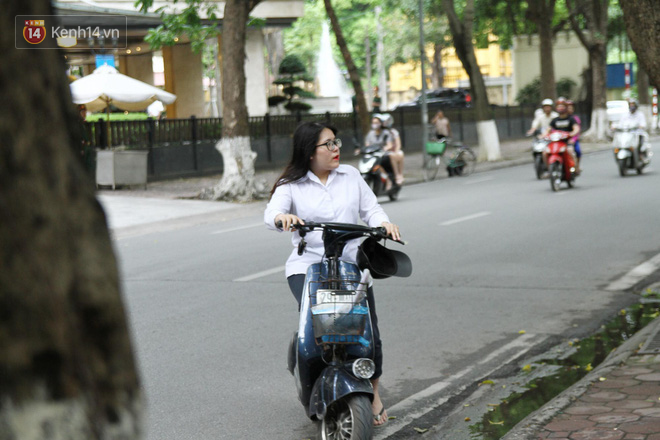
[318,394,374,440]
[617,159,627,177]
[550,162,562,192]
[534,155,544,179]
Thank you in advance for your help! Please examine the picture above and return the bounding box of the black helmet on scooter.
[357,237,412,279]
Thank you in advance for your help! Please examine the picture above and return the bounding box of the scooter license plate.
[316,289,358,305]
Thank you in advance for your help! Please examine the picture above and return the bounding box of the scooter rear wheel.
[318,394,374,440]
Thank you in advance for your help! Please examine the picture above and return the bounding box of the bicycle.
[423,134,477,181]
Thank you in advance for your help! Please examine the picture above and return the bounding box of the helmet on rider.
[628,98,638,112]
[541,98,554,107]
[380,113,394,128]
[555,97,568,113]
[371,114,385,130]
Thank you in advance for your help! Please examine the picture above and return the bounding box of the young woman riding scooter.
[264,121,402,428]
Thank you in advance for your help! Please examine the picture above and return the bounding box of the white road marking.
[440,211,491,226]
[211,223,262,234]
[464,176,494,185]
[605,252,660,291]
[233,266,285,282]
[375,333,543,439]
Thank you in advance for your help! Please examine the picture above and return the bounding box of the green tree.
[269,54,316,113]
[441,0,502,160]
[566,0,611,140]
[620,1,660,90]
[324,0,372,135]
[136,0,267,201]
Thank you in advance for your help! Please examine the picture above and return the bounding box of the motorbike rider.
[526,98,558,136]
[264,121,401,426]
[614,98,650,164]
[365,114,396,191]
[543,98,580,172]
[381,113,405,185]
[566,100,582,173]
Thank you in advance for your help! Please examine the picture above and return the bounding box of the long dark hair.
[269,121,337,198]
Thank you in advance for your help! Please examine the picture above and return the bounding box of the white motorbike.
[529,129,549,179]
[612,123,652,176]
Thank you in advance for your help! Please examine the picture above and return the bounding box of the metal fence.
[85,103,590,181]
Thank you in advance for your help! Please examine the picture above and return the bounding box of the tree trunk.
[324,0,370,137]
[620,0,660,90]
[1,0,142,438]
[431,42,444,89]
[637,66,652,130]
[568,0,609,140]
[202,0,267,201]
[264,29,285,79]
[527,0,557,101]
[442,0,501,161]
[587,43,608,139]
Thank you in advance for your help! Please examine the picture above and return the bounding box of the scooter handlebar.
[275,220,402,242]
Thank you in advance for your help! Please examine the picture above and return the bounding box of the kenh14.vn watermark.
[16,15,127,49]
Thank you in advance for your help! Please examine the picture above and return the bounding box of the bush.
[516,77,578,105]
[269,54,315,113]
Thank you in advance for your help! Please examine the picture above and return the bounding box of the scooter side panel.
[308,366,374,419]
[296,261,374,412]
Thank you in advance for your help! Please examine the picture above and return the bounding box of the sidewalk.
[503,297,660,440]
[97,137,611,201]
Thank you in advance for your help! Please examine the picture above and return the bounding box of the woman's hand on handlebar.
[381,221,401,241]
[275,214,304,231]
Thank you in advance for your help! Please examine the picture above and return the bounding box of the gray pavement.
[97,136,612,230]
[97,135,660,439]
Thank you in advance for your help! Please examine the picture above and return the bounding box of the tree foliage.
[268,54,315,112]
[516,77,578,105]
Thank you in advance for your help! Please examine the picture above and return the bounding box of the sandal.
[373,406,388,427]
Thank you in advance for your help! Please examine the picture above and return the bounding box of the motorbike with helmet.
[527,98,556,179]
[529,128,549,179]
[544,130,577,191]
[356,114,401,201]
[543,98,579,191]
[611,98,653,176]
[279,220,411,439]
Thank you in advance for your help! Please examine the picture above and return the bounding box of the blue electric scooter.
[281,221,411,440]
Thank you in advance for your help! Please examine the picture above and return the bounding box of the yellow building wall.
[389,42,512,92]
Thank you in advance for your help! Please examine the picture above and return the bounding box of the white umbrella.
[70,64,176,147]
[70,64,176,113]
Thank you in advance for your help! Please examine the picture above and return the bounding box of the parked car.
[607,100,629,124]
[395,88,472,111]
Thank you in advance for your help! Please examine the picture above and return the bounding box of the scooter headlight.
[359,157,377,173]
[352,358,375,379]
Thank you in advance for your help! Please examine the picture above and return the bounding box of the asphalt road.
[111,148,660,440]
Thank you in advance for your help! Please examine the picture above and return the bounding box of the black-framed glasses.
[316,138,342,151]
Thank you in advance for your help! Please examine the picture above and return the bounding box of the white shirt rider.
[264,164,390,277]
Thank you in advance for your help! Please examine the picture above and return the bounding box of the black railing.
[85,103,590,181]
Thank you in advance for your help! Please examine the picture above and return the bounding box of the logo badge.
[23,20,46,45]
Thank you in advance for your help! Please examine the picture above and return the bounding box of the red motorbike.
[545,130,577,192]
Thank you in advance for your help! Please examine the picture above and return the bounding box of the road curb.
[502,302,660,439]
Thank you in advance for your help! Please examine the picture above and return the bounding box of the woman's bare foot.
[371,378,388,426]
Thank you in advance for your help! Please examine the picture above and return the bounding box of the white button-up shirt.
[264,164,390,277]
